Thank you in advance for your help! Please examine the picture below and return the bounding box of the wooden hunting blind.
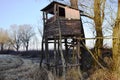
[40,1,85,75]
[41,1,84,39]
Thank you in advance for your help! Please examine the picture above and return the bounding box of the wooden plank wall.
[44,18,81,39]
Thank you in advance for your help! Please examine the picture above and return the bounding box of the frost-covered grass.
[0,55,23,71]
[0,55,54,80]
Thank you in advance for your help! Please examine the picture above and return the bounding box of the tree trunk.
[70,0,78,9]
[112,0,120,74]
[16,45,19,51]
[25,42,29,51]
[0,43,4,51]
[93,0,103,66]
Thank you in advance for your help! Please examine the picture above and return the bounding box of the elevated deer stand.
[40,1,85,76]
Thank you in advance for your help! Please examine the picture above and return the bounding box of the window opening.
[59,7,65,17]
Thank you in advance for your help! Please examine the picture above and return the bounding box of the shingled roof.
[41,1,83,12]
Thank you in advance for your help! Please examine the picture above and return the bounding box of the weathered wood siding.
[65,7,80,19]
[44,18,81,39]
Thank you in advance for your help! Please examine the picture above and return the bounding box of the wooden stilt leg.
[54,38,57,75]
[77,40,82,78]
[39,39,44,68]
[65,39,68,62]
[65,38,68,71]
[45,38,50,70]
[57,39,60,76]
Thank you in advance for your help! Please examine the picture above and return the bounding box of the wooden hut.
[40,1,85,75]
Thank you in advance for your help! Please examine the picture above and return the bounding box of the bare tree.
[93,0,106,64]
[19,24,35,51]
[70,0,78,9]
[9,24,22,51]
[70,0,106,66]
[113,0,120,75]
[0,28,10,51]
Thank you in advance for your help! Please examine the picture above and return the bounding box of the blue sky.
[0,0,50,29]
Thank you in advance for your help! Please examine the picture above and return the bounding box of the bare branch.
[81,13,94,19]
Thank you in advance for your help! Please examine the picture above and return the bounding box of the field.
[0,49,119,80]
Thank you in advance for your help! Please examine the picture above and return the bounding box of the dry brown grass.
[89,69,119,80]
[57,68,82,80]
[66,68,81,80]
[31,67,54,80]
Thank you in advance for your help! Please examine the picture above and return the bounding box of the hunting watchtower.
[40,1,85,74]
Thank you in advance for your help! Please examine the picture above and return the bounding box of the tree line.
[0,24,35,51]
